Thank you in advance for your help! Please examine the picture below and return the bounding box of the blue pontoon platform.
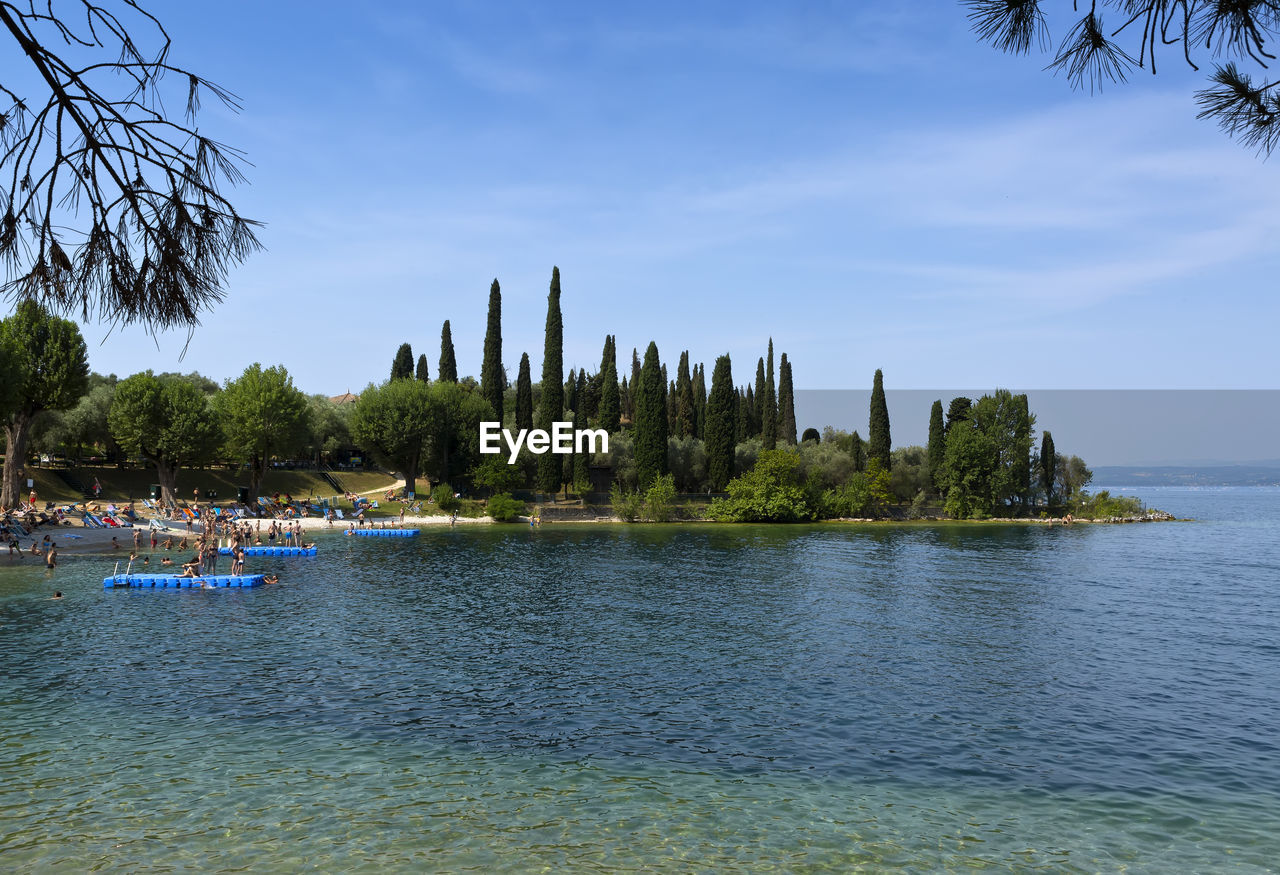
[348,528,420,538]
[103,574,267,589]
[216,546,316,556]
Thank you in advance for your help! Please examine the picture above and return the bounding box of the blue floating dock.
[216,546,317,556]
[103,573,267,589]
[348,528,420,538]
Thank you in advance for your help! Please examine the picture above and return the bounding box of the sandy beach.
[15,508,494,559]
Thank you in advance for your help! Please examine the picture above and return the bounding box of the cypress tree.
[565,367,579,414]
[850,430,866,472]
[633,341,668,489]
[480,278,503,423]
[631,348,641,388]
[1040,431,1056,506]
[692,362,707,440]
[868,368,891,470]
[391,343,414,381]
[705,354,736,491]
[620,376,631,424]
[762,340,777,450]
[753,358,765,438]
[438,321,458,383]
[571,387,590,492]
[735,388,749,444]
[536,267,564,494]
[778,352,796,445]
[675,351,694,438]
[598,334,620,432]
[744,383,757,437]
[1013,393,1034,509]
[515,352,533,432]
[927,399,946,495]
[415,353,429,382]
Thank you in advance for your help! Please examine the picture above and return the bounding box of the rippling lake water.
[2,487,1278,870]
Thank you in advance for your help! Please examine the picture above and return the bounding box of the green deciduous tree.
[109,372,220,503]
[481,279,503,423]
[536,267,564,494]
[217,363,310,498]
[422,380,491,487]
[633,341,668,489]
[350,378,433,496]
[438,320,458,383]
[868,368,891,471]
[704,354,736,491]
[0,301,88,506]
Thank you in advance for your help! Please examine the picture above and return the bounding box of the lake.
[1,487,1277,870]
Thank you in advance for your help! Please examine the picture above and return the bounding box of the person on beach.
[160,556,173,566]
[231,546,245,576]
[400,505,406,525]
[51,591,62,599]
[93,478,101,498]
[133,528,142,550]
[45,543,56,569]
[150,528,158,551]
[263,574,279,584]
[111,536,120,550]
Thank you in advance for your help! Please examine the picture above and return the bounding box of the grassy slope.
[27,466,398,505]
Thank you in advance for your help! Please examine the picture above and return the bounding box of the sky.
[16,1,1280,401]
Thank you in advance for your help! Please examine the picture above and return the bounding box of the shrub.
[432,484,460,512]
[644,473,677,522]
[610,483,643,522]
[487,492,526,522]
[710,449,818,522]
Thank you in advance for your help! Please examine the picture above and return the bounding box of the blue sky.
[67,1,1280,396]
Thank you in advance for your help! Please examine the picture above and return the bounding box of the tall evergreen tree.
[415,353,429,382]
[620,376,631,424]
[735,388,750,444]
[570,385,590,492]
[946,397,972,433]
[438,321,458,383]
[762,341,777,449]
[705,354,736,491]
[927,399,946,495]
[850,430,866,472]
[1040,431,1056,507]
[565,367,579,414]
[745,383,757,437]
[868,368,891,470]
[675,351,695,438]
[515,352,533,432]
[692,362,707,440]
[1012,393,1034,509]
[536,267,564,494]
[631,348,641,388]
[480,278,503,424]
[598,334,620,433]
[753,357,766,438]
[391,343,414,381]
[778,352,796,445]
[633,341,668,489]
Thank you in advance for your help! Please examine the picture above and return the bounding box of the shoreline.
[18,509,1184,558]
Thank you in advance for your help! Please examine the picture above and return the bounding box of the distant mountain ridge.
[1094,465,1280,487]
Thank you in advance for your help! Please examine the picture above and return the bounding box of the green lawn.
[26,465,398,506]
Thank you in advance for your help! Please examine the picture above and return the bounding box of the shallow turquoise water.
[2,488,1278,870]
